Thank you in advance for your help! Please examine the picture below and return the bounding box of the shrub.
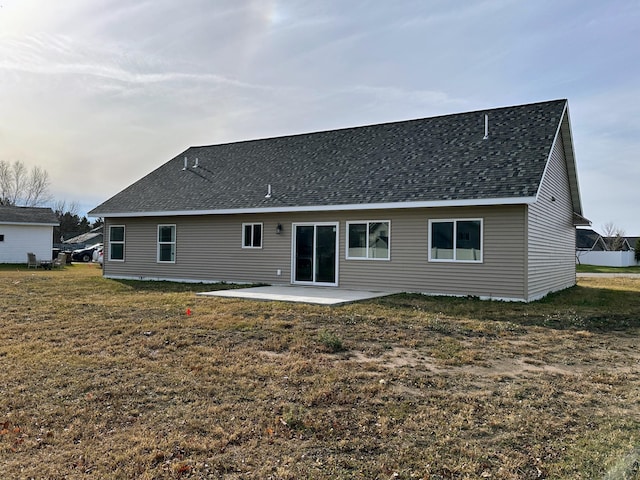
[317,329,344,352]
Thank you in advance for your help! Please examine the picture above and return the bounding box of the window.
[242,223,262,248]
[109,225,125,261]
[0,234,4,242]
[346,221,390,260]
[158,225,176,263]
[429,219,482,262]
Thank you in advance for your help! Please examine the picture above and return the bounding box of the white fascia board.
[535,102,566,204]
[0,221,59,226]
[96,196,536,218]
[536,101,583,216]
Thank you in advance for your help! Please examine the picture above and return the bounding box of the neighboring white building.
[0,206,59,263]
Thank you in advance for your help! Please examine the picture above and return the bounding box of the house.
[63,226,104,249]
[602,236,634,251]
[576,228,607,251]
[90,99,589,302]
[575,229,639,267]
[0,206,59,263]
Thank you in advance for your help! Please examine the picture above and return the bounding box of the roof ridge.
[188,99,568,150]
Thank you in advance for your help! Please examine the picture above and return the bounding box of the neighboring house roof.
[90,99,584,219]
[0,206,59,226]
[576,228,607,251]
[626,237,639,251]
[63,226,104,245]
[603,236,634,251]
[63,232,103,245]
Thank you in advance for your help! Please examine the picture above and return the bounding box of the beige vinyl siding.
[339,206,526,299]
[104,205,527,300]
[104,214,292,284]
[527,130,576,300]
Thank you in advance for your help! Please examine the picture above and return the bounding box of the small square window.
[242,223,263,248]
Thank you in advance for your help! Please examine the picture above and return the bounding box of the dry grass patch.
[1,265,639,478]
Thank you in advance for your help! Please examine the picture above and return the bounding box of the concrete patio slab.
[197,285,397,305]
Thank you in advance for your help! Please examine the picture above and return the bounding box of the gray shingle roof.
[0,206,59,225]
[626,237,639,250]
[576,228,606,251]
[90,99,570,216]
[62,231,103,245]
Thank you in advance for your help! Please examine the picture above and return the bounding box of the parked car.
[72,243,102,262]
[93,246,104,265]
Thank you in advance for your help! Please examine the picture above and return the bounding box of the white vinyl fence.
[576,250,639,267]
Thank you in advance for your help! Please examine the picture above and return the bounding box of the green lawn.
[576,263,640,273]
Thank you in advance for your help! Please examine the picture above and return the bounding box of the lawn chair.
[53,252,67,269]
[27,252,39,269]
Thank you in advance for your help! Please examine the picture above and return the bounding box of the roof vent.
[193,157,199,168]
[483,114,489,140]
[265,184,272,199]
[182,157,188,170]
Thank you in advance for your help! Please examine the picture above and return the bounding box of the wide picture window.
[158,225,176,262]
[429,219,482,262]
[347,221,390,260]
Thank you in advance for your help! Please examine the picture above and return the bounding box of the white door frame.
[291,222,339,286]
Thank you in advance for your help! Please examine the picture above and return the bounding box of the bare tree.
[25,165,51,206]
[0,160,52,207]
[601,222,626,251]
[52,199,80,217]
[0,161,12,205]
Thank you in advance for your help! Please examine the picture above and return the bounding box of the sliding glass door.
[293,223,338,285]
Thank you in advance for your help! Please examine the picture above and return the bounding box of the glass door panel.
[315,225,336,283]
[294,225,314,282]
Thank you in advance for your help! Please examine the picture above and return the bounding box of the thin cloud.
[0,33,270,91]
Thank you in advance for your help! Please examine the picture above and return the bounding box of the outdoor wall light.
[276,223,283,234]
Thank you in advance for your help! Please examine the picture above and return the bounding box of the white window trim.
[241,222,263,249]
[428,218,483,263]
[108,225,125,262]
[157,224,176,263]
[345,220,391,261]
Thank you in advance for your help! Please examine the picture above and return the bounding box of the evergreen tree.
[51,200,93,243]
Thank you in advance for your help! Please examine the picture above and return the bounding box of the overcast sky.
[0,0,638,234]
